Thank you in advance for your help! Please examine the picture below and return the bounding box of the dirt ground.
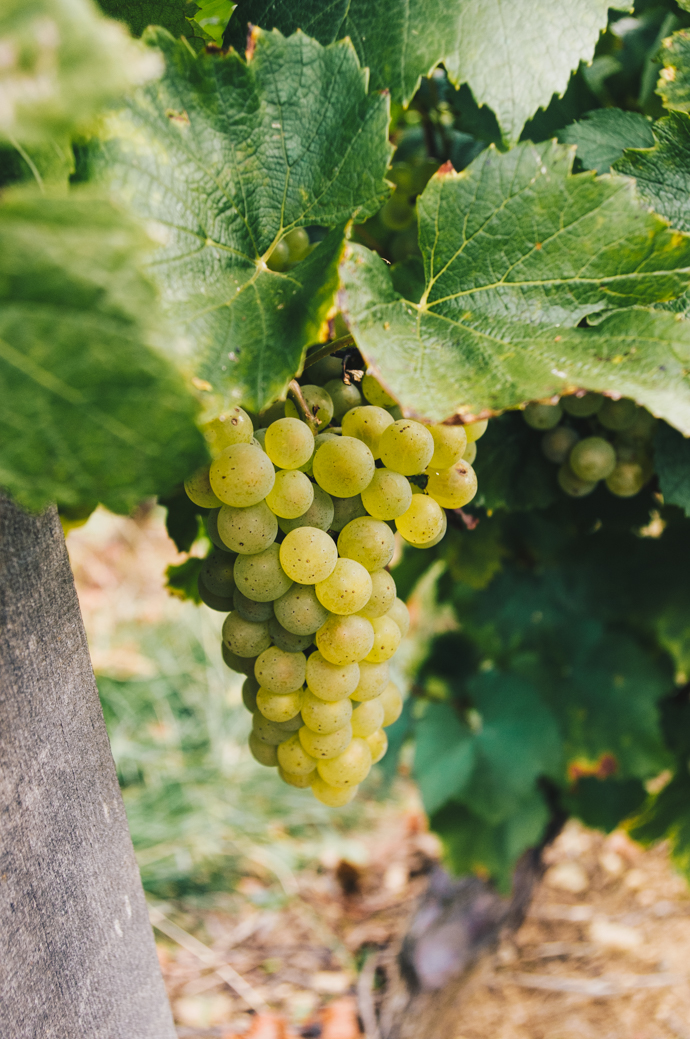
[67,507,690,1039]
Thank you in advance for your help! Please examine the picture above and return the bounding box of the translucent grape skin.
[362,373,397,408]
[312,436,375,497]
[541,426,579,464]
[217,501,277,555]
[598,397,637,431]
[379,681,403,727]
[351,698,384,738]
[350,659,389,702]
[222,612,272,658]
[274,584,330,636]
[305,650,360,701]
[266,469,314,519]
[253,713,291,746]
[379,420,434,476]
[221,643,257,676]
[280,526,338,584]
[365,615,401,663]
[205,508,235,552]
[279,766,313,788]
[429,424,468,469]
[198,576,234,612]
[256,687,302,723]
[463,418,488,443]
[265,417,315,469]
[201,407,253,455]
[361,468,412,520]
[425,461,478,509]
[185,466,222,508]
[317,738,372,787]
[242,676,260,713]
[366,729,388,764]
[561,392,603,417]
[395,494,445,545]
[234,587,274,623]
[268,616,314,653]
[199,550,236,597]
[341,405,394,459]
[462,441,477,465]
[301,688,353,734]
[558,463,597,497]
[324,379,362,420]
[299,722,353,759]
[254,645,306,694]
[278,484,334,534]
[209,443,275,507]
[359,569,396,619]
[285,385,334,428]
[337,517,395,571]
[315,558,373,615]
[330,493,368,532]
[606,462,646,497]
[277,733,317,776]
[569,437,616,482]
[386,598,410,639]
[310,772,358,806]
[316,613,375,666]
[249,732,278,766]
[523,402,562,430]
[233,542,292,601]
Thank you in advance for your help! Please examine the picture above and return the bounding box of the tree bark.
[0,495,176,1039]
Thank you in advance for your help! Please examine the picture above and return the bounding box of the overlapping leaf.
[657,30,690,114]
[100,27,391,411]
[98,0,196,38]
[615,112,690,234]
[655,422,690,517]
[560,108,654,173]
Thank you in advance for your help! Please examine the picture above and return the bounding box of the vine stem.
[287,379,321,434]
[302,333,355,368]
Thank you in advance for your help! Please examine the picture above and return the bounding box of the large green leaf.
[655,422,690,517]
[657,30,690,115]
[100,27,391,411]
[560,109,654,174]
[0,188,206,513]
[98,0,196,37]
[615,113,690,234]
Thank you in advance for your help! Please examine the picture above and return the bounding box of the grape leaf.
[630,770,690,876]
[100,27,391,412]
[657,30,690,114]
[655,422,690,517]
[166,556,203,601]
[614,113,690,234]
[0,188,207,513]
[189,0,235,44]
[98,0,196,38]
[564,776,647,833]
[472,414,558,513]
[559,109,654,173]
[0,0,161,145]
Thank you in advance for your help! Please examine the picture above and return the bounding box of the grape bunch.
[523,393,657,499]
[184,361,484,806]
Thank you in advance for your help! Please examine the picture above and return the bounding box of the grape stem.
[302,334,355,368]
[287,380,321,433]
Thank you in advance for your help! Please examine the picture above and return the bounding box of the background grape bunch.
[183,352,485,806]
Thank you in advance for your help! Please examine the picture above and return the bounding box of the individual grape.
[618,406,657,443]
[284,227,311,264]
[198,577,234,612]
[256,687,302,723]
[416,510,447,548]
[217,501,277,555]
[462,441,477,464]
[233,542,292,602]
[365,615,401,663]
[380,193,415,230]
[366,729,388,764]
[429,424,468,469]
[424,461,477,509]
[242,676,260,713]
[331,493,368,532]
[306,354,343,386]
[205,509,235,552]
[316,558,373,615]
[463,418,488,443]
[252,713,290,746]
[306,651,360,701]
[606,462,646,497]
[386,598,410,639]
[234,588,274,623]
[201,407,254,456]
[266,469,314,519]
[198,550,235,597]
[324,378,362,420]
[361,469,412,520]
[222,613,271,658]
[278,484,334,534]
[387,404,405,421]
[280,527,338,584]
[351,660,389,702]
[253,427,269,451]
[615,441,654,480]
[317,738,372,787]
[301,688,353,734]
[265,417,315,470]
[254,645,306,694]
[569,437,616,482]
[249,732,279,766]
[359,569,396,619]
[313,436,375,497]
[279,766,313,788]
[266,239,290,271]
[274,584,330,636]
[557,464,597,498]
[379,420,434,476]
[351,698,385,739]
[285,385,334,428]
[561,392,603,417]
[362,373,397,407]
[221,643,257,676]
[338,517,395,571]
[209,443,275,507]
[379,681,403,727]
[268,616,314,653]
[598,397,636,430]
[277,732,317,775]
[185,466,222,508]
[541,426,579,464]
[310,773,358,806]
[299,722,353,759]
[316,613,375,666]
[276,712,304,733]
[523,403,562,430]
[342,406,394,459]
[395,494,445,544]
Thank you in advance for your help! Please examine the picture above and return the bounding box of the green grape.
[463,419,488,443]
[379,193,415,230]
[351,659,389,702]
[359,569,396,619]
[198,576,234,612]
[606,462,646,497]
[569,437,616,482]
[557,464,597,498]
[331,493,368,532]
[249,732,279,766]
[234,588,274,623]
[298,431,339,477]
[252,712,291,746]
[310,772,358,806]
[338,516,395,571]
[424,461,477,509]
[233,542,292,602]
[221,643,257,676]
[301,688,353,734]
[284,227,311,264]
[523,403,562,430]
[379,681,403,727]
[266,469,314,519]
[205,509,235,553]
[386,598,410,639]
[362,373,397,407]
[285,385,334,428]
[280,526,338,584]
[275,712,304,733]
[265,417,315,470]
[306,651,360,701]
[306,354,343,386]
[185,466,222,508]
[361,468,412,521]
[268,615,314,653]
[256,686,303,723]
[561,392,603,417]
[351,698,385,739]
[379,419,434,476]
[317,737,372,787]
[278,483,334,534]
[299,722,353,759]
[254,645,306,694]
[386,405,405,421]
[395,494,445,544]
[315,558,373,615]
[277,732,317,775]
[341,406,394,459]
[614,441,654,479]
[416,510,447,548]
[278,766,312,788]
[274,584,330,636]
[266,239,290,271]
[365,615,401,663]
[324,379,362,420]
[429,424,468,469]
[201,407,254,456]
[462,441,477,465]
[316,613,374,665]
[199,550,235,597]
[217,501,277,555]
[242,676,260,713]
[388,161,414,191]
[598,397,637,430]
[617,407,657,443]
[312,436,375,497]
[253,427,269,451]
[541,426,579,464]
[209,443,275,507]
[222,612,271,657]
[366,728,388,764]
